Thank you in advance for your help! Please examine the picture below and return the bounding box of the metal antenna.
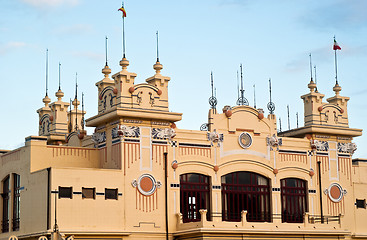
[236,64,248,106]
[156,31,159,62]
[287,105,290,130]
[267,78,275,114]
[58,62,61,90]
[45,49,49,96]
[253,84,256,109]
[209,71,217,109]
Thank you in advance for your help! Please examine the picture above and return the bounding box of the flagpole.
[334,36,338,85]
[123,13,126,59]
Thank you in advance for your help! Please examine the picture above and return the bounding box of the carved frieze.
[152,128,176,140]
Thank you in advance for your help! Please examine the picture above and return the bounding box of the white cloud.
[21,0,79,8]
[71,51,104,62]
[0,41,26,55]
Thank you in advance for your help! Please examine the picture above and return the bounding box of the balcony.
[174,210,348,239]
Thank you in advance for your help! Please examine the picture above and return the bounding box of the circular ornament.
[157,89,162,95]
[273,169,278,174]
[340,108,344,114]
[137,174,157,196]
[318,106,323,112]
[309,170,315,177]
[49,115,54,121]
[238,132,252,149]
[328,183,344,203]
[258,113,264,120]
[113,88,118,94]
[129,87,135,93]
[213,165,219,172]
[225,110,232,118]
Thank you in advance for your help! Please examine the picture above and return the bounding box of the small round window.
[238,132,252,149]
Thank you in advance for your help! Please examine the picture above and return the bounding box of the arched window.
[180,173,211,223]
[1,176,10,233]
[222,171,271,222]
[281,178,308,223]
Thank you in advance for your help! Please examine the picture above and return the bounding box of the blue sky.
[1,0,367,157]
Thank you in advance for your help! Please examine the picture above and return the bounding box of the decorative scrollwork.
[267,134,282,150]
[236,97,249,106]
[92,131,106,144]
[200,123,208,131]
[118,125,140,138]
[267,102,275,114]
[338,142,357,155]
[152,128,176,140]
[311,140,329,151]
[207,129,224,147]
[209,96,217,108]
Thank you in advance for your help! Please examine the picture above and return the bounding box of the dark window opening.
[1,176,10,233]
[105,188,118,200]
[180,173,211,223]
[281,178,308,223]
[356,199,366,209]
[82,188,95,199]
[12,174,20,231]
[59,187,73,199]
[221,171,271,222]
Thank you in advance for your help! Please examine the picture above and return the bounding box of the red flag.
[118,7,127,18]
[333,39,341,50]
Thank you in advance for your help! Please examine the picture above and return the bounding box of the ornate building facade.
[1,54,367,240]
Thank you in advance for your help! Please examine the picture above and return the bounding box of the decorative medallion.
[238,132,252,149]
[92,131,106,144]
[117,125,140,138]
[132,174,161,196]
[338,142,357,155]
[324,183,347,203]
[267,134,282,150]
[311,140,329,151]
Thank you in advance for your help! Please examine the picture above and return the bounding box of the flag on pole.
[118,6,127,18]
[333,39,341,50]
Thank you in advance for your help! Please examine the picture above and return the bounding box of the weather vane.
[209,71,217,109]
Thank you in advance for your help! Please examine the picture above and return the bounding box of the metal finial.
[280,117,282,132]
[58,62,61,90]
[236,64,249,106]
[253,84,256,109]
[296,112,299,128]
[156,31,159,62]
[75,72,78,131]
[267,78,275,114]
[314,65,318,92]
[82,92,85,130]
[287,105,290,130]
[237,70,239,100]
[309,53,313,82]
[69,98,72,133]
[209,71,217,109]
[105,36,108,66]
[45,49,49,96]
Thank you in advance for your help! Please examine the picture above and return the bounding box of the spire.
[153,31,163,75]
[102,36,112,78]
[42,49,51,107]
[209,71,217,109]
[307,53,316,92]
[55,62,64,101]
[267,78,275,114]
[81,92,85,130]
[236,64,249,106]
[72,73,79,131]
[287,104,290,130]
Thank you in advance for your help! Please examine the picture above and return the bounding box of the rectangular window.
[82,188,95,199]
[356,199,366,209]
[59,187,72,199]
[105,188,118,200]
[2,176,10,233]
[12,174,20,231]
